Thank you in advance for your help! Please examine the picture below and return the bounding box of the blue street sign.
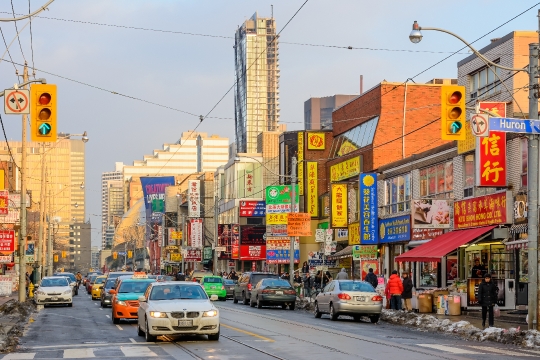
[118,252,126,256]
[489,117,540,134]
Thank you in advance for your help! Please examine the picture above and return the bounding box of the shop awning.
[327,246,352,260]
[505,239,528,250]
[395,225,496,262]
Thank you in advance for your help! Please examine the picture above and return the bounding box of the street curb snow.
[0,300,36,353]
[381,309,540,349]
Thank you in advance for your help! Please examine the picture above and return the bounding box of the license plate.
[275,291,283,295]
[356,296,365,301]
[177,320,193,327]
[51,297,58,301]
[210,286,216,289]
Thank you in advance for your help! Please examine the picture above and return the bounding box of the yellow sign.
[307,132,325,150]
[307,162,318,217]
[331,183,348,227]
[457,120,476,154]
[298,132,304,195]
[0,169,4,190]
[170,253,182,262]
[171,231,182,240]
[54,254,58,262]
[348,222,360,245]
[330,156,361,182]
[266,213,288,225]
[128,251,133,258]
[166,246,179,250]
[337,139,358,156]
[287,212,312,236]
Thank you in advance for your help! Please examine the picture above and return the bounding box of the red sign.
[0,191,7,215]
[477,102,507,187]
[239,201,265,217]
[454,192,511,229]
[232,245,239,259]
[184,249,202,262]
[412,228,443,241]
[0,230,15,253]
[239,245,266,260]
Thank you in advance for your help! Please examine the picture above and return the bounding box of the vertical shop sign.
[244,166,255,197]
[0,190,8,215]
[0,230,15,252]
[348,222,360,245]
[331,183,348,227]
[187,180,200,217]
[298,132,304,196]
[306,161,318,217]
[189,219,203,248]
[360,173,378,245]
[476,131,507,187]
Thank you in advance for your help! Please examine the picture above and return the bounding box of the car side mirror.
[70,282,76,287]
[210,294,218,301]
[109,289,117,295]
[138,296,146,302]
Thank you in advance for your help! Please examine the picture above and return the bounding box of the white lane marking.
[28,342,156,349]
[94,303,98,305]
[2,353,36,359]
[467,345,535,357]
[116,325,123,331]
[121,346,157,357]
[417,344,483,354]
[63,348,95,358]
[105,315,110,318]
[129,338,137,343]
[99,308,103,311]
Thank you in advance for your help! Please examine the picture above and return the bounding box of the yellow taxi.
[91,275,107,300]
[110,272,156,324]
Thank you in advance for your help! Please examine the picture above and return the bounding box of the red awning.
[395,225,496,262]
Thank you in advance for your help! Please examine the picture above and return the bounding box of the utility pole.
[47,189,53,276]
[214,195,219,275]
[289,157,297,286]
[36,144,46,282]
[18,63,29,302]
[181,214,185,274]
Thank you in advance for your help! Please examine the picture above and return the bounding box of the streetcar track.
[217,305,464,360]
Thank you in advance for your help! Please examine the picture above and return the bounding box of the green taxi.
[200,275,227,301]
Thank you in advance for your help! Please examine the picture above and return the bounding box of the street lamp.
[408,21,539,330]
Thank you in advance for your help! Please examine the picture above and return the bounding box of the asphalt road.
[2,291,539,359]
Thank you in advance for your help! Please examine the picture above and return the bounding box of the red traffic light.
[448,91,462,104]
[39,93,51,105]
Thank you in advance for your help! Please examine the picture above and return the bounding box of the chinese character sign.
[306,162,318,217]
[187,180,200,217]
[266,213,288,225]
[307,132,325,150]
[239,201,266,217]
[244,167,255,197]
[0,230,15,252]
[360,173,378,245]
[330,156,362,182]
[348,222,360,245]
[476,131,507,187]
[379,215,411,244]
[352,245,378,261]
[266,238,299,264]
[298,132,304,196]
[454,191,512,229]
[0,190,7,215]
[184,249,202,262]
[265,185,299,206]
[189,219,203,248]
[331,183,348,227]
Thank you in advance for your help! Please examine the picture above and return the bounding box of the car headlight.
[116,300,127,306]
[35,290,45,295]
[63,290,72,295]
[203,310,218,317]
[149,311,167,318]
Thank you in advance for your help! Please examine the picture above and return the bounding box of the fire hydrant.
[28,282,34,298]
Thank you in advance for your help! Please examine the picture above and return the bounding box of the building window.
[77,245,80,248]
[469,63,502,100]
[383,174,411,215]
[464,155,475,198]
[522,137,528,187]
[419,161,454,198]
[78,257,81,261]
[329,116,379,158]
[77,251,80,254]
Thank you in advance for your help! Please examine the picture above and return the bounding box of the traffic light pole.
[18,63,29,302]
[36,144,46,282]
[289,157,297,286]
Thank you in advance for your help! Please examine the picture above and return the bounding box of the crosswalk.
[417,343,540,357]
[0,345,166,359]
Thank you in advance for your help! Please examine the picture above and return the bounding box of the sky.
[0,0,539,246]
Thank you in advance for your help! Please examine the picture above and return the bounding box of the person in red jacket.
[386,270,404,310]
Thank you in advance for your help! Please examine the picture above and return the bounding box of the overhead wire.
[10,0,26,62]
[28,0,36,77]
[0,26,16,73]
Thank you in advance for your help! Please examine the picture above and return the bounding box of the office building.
[101,163,123,249]
[234,12,280,153]
[91,246,100,270]
[70,222,91,273]
[304,95,357,130]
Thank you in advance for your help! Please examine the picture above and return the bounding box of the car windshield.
[251,274,278,285]
[105,280,116,289]
[41,278,69,287]
[224,279,235,285]
[262,279,291,287]
[150,284,208,300]
[56,273,75,282]
[95,277,105,284]
[204,277,222,284]
[339,281,375,292]
[118,280,154,293]
[89,275,98,283]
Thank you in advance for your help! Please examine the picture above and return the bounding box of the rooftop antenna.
[271,4,273,19]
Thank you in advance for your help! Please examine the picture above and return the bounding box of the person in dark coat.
[401,272,413,311]
[477,273,498,328]
[301,261,309,274]
[364,268,378,289]
[303,273,313,297]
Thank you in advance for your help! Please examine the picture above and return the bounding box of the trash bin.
[418,294,433,313]
[447,294,461,315]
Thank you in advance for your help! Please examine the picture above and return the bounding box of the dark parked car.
[223,279,235,299]
[100,278,116,308]
[233,272,280,305]
[250,278,297,310]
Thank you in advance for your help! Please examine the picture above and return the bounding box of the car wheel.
[219,297,226,301]
[257,297,263,309]
[314,302,322,318]
[242,292,249,305]
[329,304,338,321]
[67,303,73,307]
[370,315,380,324]
[112,316,120,324]
[289,303,295,311]
[353,315,360,321]
[233,293,239,304]
[137,322,145,337]
[145,318,157,342]
[208,329,220,341]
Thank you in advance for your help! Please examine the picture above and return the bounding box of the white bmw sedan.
[34,276,73,307]
[137,281,220,342]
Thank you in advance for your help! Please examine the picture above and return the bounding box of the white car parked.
[137,282,220,342]
[34,276,73,307]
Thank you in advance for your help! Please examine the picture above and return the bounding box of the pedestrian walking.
[478,273,498,328]
[303,273,313,298]
[386,270,404,310]
[293,272,303,297]
[323,271,332,287]
[314,270,322,289]
[364,268,378,289]
[301,261,309,274]
[401,272,413,311]
[335,268,348,280]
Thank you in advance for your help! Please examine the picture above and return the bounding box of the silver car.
[314,280,383,323]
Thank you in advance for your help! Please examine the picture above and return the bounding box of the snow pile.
[296,297,315,311]
[0,300,36,353]
[381,309,540,349]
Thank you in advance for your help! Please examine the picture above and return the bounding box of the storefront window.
[464,155,475,198]
[419,161,453,198]
[420,262,438,287]
[519,250,528,282]
[383,174,411,215]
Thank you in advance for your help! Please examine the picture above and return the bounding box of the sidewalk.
[0,293,18,307]
[432,310,526,330]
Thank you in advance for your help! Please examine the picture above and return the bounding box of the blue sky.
[0,0,538,246]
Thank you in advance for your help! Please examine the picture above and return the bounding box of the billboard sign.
[239,200,266,217]
[187,180,200,218]
[412,199,451,228]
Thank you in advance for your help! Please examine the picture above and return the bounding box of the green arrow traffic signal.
[38,123,51,135]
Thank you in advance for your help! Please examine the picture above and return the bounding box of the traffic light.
[30,84,57,142]
[128,250,133,258]
[440,85,466,141]
[54,254,58,262]
[113,252,118,260]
